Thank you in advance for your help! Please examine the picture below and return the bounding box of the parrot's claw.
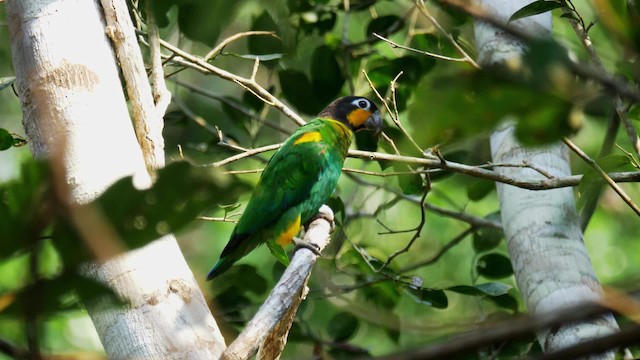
[304,212,336,233]
[293,237,322,256]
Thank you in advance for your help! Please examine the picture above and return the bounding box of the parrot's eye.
[353,98,370,110]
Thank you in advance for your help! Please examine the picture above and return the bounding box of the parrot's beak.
[364,110,383,136]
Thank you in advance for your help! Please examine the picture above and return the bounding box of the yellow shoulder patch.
[276,215,301,247]
[294,131,322,145]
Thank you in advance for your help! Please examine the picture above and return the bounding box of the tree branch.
[101,0,165,176]
[222,206,334,360]
[157,38,306,126]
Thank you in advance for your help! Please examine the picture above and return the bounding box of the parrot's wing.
[220,130,326,257]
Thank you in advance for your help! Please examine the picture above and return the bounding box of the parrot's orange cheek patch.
[294,131,322,145]
[276,215,301,247]
[347,108,372,128]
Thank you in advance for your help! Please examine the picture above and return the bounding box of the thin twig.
[373,33,469,62]
[580,111,621,230]
[414,0,480,68]
[563,137,640,217]
[170,79,291,135]
[562,7,640,162]
[158,38,306,126]
[378,191,429,271]
[399,227,475,273]
[211,143,283,168]
[203,31,277,61]
[146,2,171,118]
[438,0,640,103]
[204,138,640,190]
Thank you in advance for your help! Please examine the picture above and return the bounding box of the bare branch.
[373,33,469,62]
[414,0,480,68]
[203,31,278,61]
[563,137,640,217]
[158,38,306,126]
[145,2,171,118]
[222,206,334,360]
[101,0,165,175]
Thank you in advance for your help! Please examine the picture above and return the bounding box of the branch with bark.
[222,205,335,360]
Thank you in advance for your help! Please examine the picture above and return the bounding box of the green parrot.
[207,96,382,279]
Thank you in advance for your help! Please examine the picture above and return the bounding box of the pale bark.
[5,0,225,358]
[474,0,619,358]
[223,205,335,360]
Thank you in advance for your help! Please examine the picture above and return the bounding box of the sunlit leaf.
[326,196,345,225]
[405,286,448,309]
[447,282,512,297]
[509,1,567,23]
[0,77,15,91]
[0,129,13,151]
[266,239,290,266]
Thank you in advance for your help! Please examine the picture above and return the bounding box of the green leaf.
[578,155,637,196]
[266,239,290,266]
[96,162,249,249]
[0,77,15,91]
[311,45,344,104]
[398,170,423,195]
[447,282,512,297]
[472,214,503,252]
[177,0,240,45]
[508,1,567,23]
[2,271,123,317]
[476,253,513,279]
[326,196,345,225]
[366,15,404,37]
[327,312,359,341]
[0,129,13,151]
[410,64,577,146]
[405,286,448,309]
[248,11,283,69]
[298,10,337,35]
[489,293,519,312]
[278,69,320,114]
[355,131,379,152]
[577,154,637,209]
[237,53,283,61]
[220,265,268,295]
[214,286,252,324]
[0,160,52,260]
[467,179,495,201]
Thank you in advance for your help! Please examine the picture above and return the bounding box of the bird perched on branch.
[207,96,383,279]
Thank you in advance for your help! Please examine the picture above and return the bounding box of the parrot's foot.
[293,237,322,256]
[304,212,336,233]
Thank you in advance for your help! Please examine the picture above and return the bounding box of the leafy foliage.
[2,0,640,357]
[0,159,246,322]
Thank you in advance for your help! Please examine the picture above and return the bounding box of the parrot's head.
[319,96,383,136]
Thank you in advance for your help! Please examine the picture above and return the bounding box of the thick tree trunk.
[5,0,226,358]
[473,1,619,358]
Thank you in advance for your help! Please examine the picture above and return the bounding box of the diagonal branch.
[157,38,306,126]
[221,206,334,360]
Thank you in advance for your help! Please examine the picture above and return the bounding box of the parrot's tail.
[206,257,234,280]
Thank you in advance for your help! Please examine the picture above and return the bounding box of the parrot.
[207,96,383,280]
